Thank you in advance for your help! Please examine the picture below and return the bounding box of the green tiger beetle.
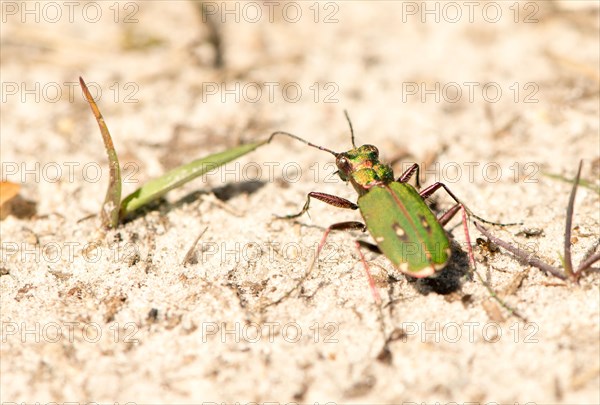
[268,112,518,307]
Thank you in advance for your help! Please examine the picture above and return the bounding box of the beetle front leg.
[278,191,359,219]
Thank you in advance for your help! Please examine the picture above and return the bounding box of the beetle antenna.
[268,131,338,156]
[343,110,356,148]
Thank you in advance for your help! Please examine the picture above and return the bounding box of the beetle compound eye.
[336,156,352,174]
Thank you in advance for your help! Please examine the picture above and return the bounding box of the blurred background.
[1,1,599,403]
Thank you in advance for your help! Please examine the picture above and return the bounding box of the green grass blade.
[542,170,600,196]
[79,77,122,229]
[119,139,268,218]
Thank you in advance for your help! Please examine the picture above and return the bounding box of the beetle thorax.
[335,144,394,195]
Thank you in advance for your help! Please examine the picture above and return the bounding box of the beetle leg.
[357,240,381,254]
[460,208,476,270]
[354,240,382,305]
[419,182,520,226]
[265,221,366,307]
[396,163,421,189]
[437,203,462,226]
[417,183,527,319]
[316,223,381,306]
[315,221,367,262]
[419,181,458,201]
[278,191,358,219]
[417,183,475,267]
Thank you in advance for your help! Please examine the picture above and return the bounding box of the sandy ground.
[1,1,599,403]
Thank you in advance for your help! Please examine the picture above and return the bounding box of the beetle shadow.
[404,239,471,295]
[169,180,266,209]
[211,180,266,201]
